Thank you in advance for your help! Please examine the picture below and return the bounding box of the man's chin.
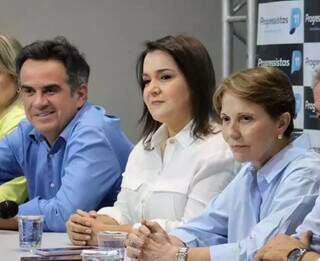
[34,125,58,138]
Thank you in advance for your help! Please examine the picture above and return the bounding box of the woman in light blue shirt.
[254,66,320,261]
[126,67,320,261]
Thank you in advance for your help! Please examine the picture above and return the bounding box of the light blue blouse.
[170,134,320,261]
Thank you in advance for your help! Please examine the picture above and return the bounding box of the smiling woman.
[0,34,27,205]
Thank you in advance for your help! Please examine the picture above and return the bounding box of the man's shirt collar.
[28,101,91,148]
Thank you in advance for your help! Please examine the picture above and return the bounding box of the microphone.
[0,200,18,219]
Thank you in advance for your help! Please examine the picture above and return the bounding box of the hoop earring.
[277,134,283,140]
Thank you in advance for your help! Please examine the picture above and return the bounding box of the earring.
[277,134,283,140]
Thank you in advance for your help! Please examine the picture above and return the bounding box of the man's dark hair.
[16,36,89,93]
[136,35,217,148]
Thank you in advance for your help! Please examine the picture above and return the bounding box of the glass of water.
[18,215,44,252]
[97,231,128,260]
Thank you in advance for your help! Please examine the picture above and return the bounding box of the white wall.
[0,0,246,142]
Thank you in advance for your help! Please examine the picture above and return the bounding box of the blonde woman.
[0,35,27,204]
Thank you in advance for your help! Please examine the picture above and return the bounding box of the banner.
[257,0,320,148]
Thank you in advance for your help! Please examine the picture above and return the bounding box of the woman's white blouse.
[98,122,238,231]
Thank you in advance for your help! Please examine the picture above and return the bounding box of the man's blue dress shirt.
[170,134,320,261]
[0,102,132,231]
[296,173,320,253]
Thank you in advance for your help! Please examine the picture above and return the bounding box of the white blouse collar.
[150,120,195,149]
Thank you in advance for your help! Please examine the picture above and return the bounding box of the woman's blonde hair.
[0,34,22,81]
[213,66,295,137]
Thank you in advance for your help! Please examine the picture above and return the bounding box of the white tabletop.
[0,230,71,260]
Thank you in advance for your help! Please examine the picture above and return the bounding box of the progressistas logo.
[260,16,288,26]
[257,50,302,75]
[305,100,316,114]
[305,57,320,69]
[289,8,302,34]
[259,7,301,35]
[257,58,290,67]
[291,50,302,74]
[294,92,302,116]
[305,13,320,26]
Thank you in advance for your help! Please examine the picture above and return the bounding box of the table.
[0,230,72,260]
[1,230,130,260]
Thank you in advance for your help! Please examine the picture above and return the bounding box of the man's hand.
[255,232,312,261]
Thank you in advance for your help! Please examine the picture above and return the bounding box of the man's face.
[19,59,87,145]
[314,82,320,119]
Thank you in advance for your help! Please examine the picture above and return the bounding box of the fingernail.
[85,229,91,233]
[86,236,91,240]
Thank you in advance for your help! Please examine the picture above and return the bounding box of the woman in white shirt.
[66,35,237,246]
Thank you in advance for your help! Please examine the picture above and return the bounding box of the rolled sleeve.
[170,229,199,247]
[97,206,124,224]
[151,218,182,233]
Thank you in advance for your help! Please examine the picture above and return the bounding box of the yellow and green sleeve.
[0,101,28,204]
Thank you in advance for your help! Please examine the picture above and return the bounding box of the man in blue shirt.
[0,36,132,232]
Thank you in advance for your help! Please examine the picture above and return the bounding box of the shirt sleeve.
[97,189,131,224]
[0,176,28,203]
[97,145,139,224]
[296,190,320,253]
[171,167,320,261]
[19,126,123,232]
[0,129,24,184]
[0,103,25,138]
[97,183,132,225]
[0,107,26,184]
